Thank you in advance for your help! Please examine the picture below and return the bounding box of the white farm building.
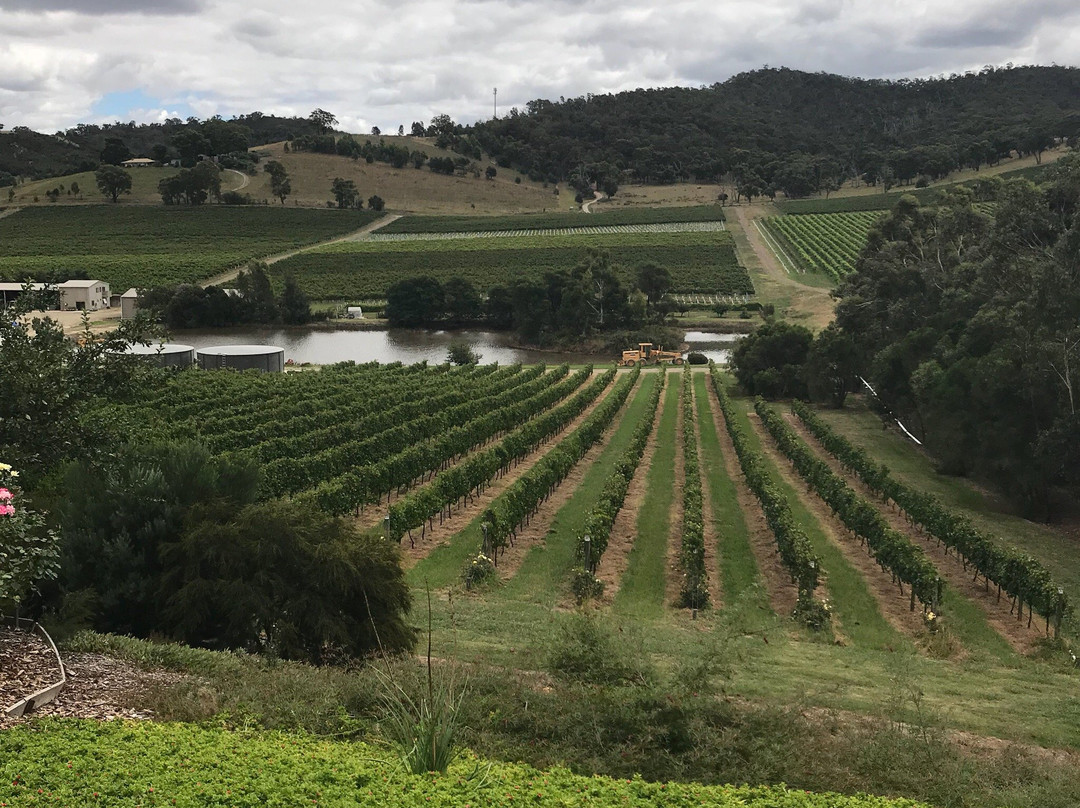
[0,280,111,311]
[58,280,111,311]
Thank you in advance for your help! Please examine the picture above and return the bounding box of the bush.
[221,190,254,205]
[546,612,653,686]
[570,569,605,603]
[462,552,496,590]
[447,341,480,365]
[793,590,833,632]
[687,351,708,365]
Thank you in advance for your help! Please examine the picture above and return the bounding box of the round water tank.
[196,344,285,373]
[119,342,195,368]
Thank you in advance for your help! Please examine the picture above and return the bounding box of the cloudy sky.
[1,0,1078,133]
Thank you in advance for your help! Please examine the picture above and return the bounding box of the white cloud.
[0,0,1077,132]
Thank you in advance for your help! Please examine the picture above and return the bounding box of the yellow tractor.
[618,342,683,367]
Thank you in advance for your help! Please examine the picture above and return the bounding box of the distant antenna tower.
[493,87,497,119]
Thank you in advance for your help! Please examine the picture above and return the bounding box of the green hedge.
[0,720,932,808]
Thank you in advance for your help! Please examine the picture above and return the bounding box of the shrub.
[570,569,604,603]
[793,590,832,632]
[546,612,653,686]
[462,552,496,590]
[447,341,480,365]
[687,351,708,365]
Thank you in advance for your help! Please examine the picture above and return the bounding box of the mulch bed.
[0,627,62,711]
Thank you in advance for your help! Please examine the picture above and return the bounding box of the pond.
[173,328,742,366]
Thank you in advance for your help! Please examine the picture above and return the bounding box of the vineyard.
[759,211,881,279]
[0,206,381,290]
[379,204,726,233]
[41,357,1079,807]
[269,230,753,298]
[105,363,1078,667]
[367,220,726,242]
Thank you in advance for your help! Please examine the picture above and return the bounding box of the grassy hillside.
[243,137,563,214]
[1,135,564,214]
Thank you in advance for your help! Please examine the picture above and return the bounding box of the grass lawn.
[693,371,762,603]
[501,372,661,604]
[613,377,679,618]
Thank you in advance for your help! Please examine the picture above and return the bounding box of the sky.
[1,0,1078,133]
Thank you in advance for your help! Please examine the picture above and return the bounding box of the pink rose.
[0,488,11,501]
[0,504,14,516]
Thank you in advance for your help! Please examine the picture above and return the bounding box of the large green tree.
[166,500,416,661]
[0,291,158,483]
[95,165,132,202]
[833,156,1080,517]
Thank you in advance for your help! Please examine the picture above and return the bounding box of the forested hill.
[469,66,1080,193]
[0,113,327,183]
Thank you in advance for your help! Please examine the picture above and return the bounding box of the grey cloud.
[913,0,1079,49]
[0,0,202,14]
[232,17,278,40]
[2,0,1079,132]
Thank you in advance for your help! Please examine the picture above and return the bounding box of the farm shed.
[119,342,195,368]
[120,288,140,319]
[0,282,47,307]
[196,344,285,373]
[58,279,110,311]
[121,158,158,168]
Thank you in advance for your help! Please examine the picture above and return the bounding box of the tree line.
[384,249,679,345]
[731,153,1080,520]
[466,66,1080,197]
[140,263,312,328]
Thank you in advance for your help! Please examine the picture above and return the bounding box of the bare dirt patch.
[399,372,610,568]
[496,376,644,581]
[597,374,667,602]
[785,412,1047,655]
[748,412,927,647]
[705,391,800,618]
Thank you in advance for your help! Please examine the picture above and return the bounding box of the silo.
[119,342,196,368]
[196,344,285,373]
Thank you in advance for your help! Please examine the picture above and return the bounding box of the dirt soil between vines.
[705,392,800,619]
[748,412,927,648]
[664,384,687,608]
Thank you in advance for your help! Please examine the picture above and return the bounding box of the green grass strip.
[614,376,679,618]
[726,395,909,651]
[692,372,762,604]
[502,372,662,603]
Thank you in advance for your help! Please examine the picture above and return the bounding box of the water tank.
[119,342,196,368]
[196,344,285,373]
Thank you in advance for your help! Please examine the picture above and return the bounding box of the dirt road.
[201,213,402,287]
[728,204,835,329]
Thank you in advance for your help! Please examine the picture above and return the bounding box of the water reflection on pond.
[174,328,742,366]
